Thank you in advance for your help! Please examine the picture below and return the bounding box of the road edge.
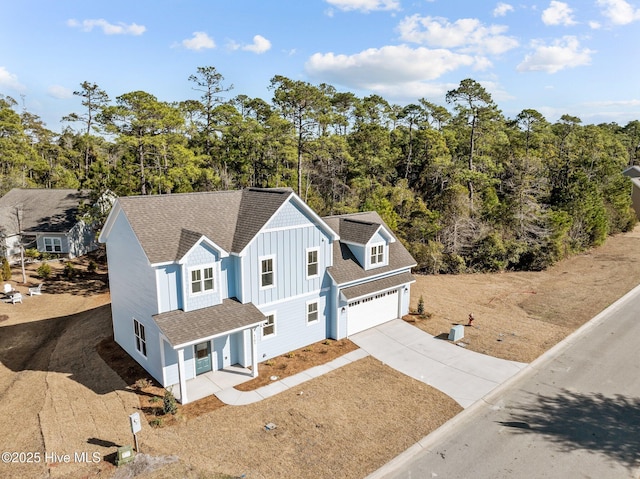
[366,282,640,479]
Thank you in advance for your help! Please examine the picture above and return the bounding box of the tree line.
[1,67,638,273]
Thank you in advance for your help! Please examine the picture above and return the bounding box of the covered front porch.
[170,364,253,403]
[154,298,266,404]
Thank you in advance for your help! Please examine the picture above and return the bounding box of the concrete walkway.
[350,319,527,408]
[214,348,369,405]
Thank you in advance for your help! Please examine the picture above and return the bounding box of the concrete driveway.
[350,319,527,408]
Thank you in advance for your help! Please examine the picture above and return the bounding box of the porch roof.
[153,298,266,349]
[340,271,415,301]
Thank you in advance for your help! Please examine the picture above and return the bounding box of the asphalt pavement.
[368,283,640,479]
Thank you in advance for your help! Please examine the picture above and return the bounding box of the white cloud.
[67,18,145,35]
[397,15,519,55]
[542,1,577,26]
[182,32,216,51]
[493,3,514,17]
[242,35,272,54]
[597,0,640,25]
[47,85,73,99]
[517,36,594,73]
[0,67,26,92]
[305,44,481,92]
[589,20,602,29]
[325,0,400,12]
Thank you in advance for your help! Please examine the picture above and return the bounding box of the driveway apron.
[350,319,527,408]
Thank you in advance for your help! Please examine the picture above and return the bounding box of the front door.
[194,341,212,375]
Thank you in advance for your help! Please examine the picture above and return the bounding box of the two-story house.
[99,188,415,403]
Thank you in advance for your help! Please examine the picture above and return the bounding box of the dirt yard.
[0,225,640,479]
[408,226,640,363]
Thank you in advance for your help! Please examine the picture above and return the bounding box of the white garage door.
[347,289,399,336]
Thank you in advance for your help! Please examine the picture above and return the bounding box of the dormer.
[338,218,395,270]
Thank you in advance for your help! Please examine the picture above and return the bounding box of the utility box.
[115,446,135,466]
[448,324,464,342]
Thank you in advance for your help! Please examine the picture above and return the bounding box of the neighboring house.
[0,188,100,261]
[623,166,640,220]
[99,188,416,404]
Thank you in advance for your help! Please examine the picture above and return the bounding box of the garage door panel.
[347,289,399,335]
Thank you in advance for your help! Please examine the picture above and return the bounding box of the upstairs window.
[191,266,214,294]
[261,257,274,288]
[370,244,384,265]
[307,249,319,278]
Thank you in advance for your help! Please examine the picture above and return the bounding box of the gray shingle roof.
[153,298,266,347]
[334,217,381,245]
[340,271,415,300]
[0,188,91,234]
[324,211,416,285]
[116,188,293,264]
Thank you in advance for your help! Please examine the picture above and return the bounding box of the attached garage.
[347,289,400,335]
[341,271,414,336]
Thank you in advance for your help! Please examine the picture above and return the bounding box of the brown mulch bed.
[235,338,359,391]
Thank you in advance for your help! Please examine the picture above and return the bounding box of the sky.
[1,0,640,131]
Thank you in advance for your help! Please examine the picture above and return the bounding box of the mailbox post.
[129,412,141,452]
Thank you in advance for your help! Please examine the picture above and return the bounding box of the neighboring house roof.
[623,166,640,178]
[0,188,91,235]
[324,212,416,285]
[153,298,266,347]
[113,188,299,264]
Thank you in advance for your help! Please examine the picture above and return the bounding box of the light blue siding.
[67,220,98,258]
[156,264,182,313]
[348,243,366,268]
[369,230,386,245]
[265,200,311,229]
[106,211,164,385]
[256,291,329,360]
[242,226,332,305]
[36,233,68,255]
[183,242,222,311]
[163,340,179,385]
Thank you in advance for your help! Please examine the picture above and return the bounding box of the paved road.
[373,284,640,479]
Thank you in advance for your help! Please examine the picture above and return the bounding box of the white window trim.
[43,236,63,253]
[133,318,147,358]
[369,242,386,267]
[259,255,276,290]
[306,299,320,325]
[306,247,320,279]
[188,264,217,296]
[262,311,276,339]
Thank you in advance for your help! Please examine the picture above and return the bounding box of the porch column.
[251,326,259,378]
[177,348,188,404]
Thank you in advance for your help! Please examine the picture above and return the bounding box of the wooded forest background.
[1,66,639,273]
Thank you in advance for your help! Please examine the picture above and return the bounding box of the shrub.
[1,258,11,281]
[163,388,178,415]
[417,295,425,316]
[87,260,98,273]
[36,263,51,279]
[135,378,152,390]
[63,261,76,279]
[24,248,40,261]
[149,418,163,428]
